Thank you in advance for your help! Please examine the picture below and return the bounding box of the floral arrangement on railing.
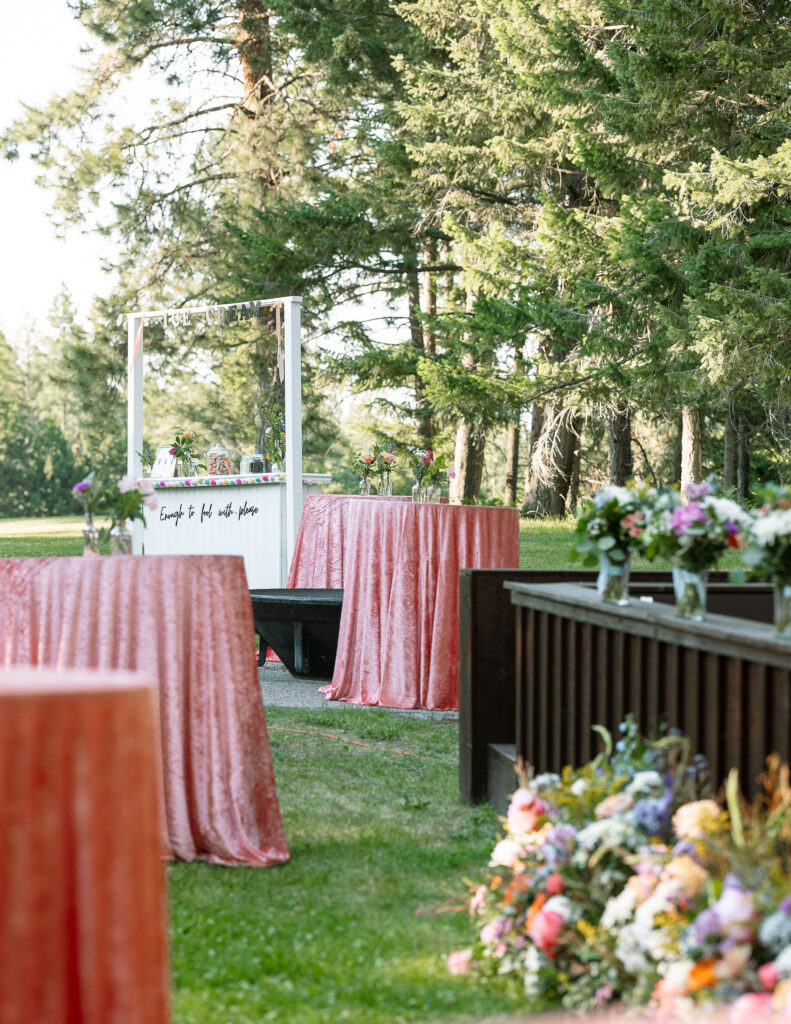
[570,484,652,604]
[450,719,791,1020]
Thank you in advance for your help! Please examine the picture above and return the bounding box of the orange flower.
[525,892,548,932]
[686,958,718,992]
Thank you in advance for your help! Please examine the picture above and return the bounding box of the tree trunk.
[522,403,575,516]
[681,405,703,495]
[451,417,486,502]
[723,407,738,491]
[737,422,750,501]
[504,420,520,505]
[407,264,434,446]
[566,416,582,510]
[608,406,633,485]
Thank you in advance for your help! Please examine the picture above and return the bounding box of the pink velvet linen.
[0,667,170,1024]
[0,556,288,868]
[288,495,520,709]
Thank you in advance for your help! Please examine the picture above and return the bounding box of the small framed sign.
[151,445,176,478]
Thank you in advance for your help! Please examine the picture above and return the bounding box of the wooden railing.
[458,570,772,806]
[507,582,790,797]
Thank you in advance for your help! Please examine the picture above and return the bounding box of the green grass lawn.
[0,512,742,1022]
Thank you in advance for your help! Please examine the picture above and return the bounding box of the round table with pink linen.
[0,667,170,1024]
[0,555,289,869]
[287,494,520,710]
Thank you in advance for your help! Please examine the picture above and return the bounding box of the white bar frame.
[127,296,304,578]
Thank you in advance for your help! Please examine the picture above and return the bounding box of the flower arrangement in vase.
[373,441,397,495]
[410,447,448,502]
[136,446,155,476]
[571,484,651,604]
[72,471,102,555]
[169,428,203,477]
[643,481,747,619]
[736,484,791,637]
[100,475,157,554]
[262,404,286,468]
[346,449,377,494]
[451,718,791,1018]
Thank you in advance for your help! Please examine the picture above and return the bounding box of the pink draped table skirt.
[0,667,170,1024]
[287,495,520,710]
[0,555,288,868]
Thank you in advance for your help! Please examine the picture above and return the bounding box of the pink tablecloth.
[287,495,520,709]
[0,667,169,1024]
[0,555,288,868]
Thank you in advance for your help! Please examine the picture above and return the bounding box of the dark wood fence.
[458,570,773,806]
[508,582,790,798]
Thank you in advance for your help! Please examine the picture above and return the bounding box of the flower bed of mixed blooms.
[450,719,791,1019]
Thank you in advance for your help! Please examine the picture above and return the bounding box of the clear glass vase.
[380,473,393,496]
[82,512,99,557]
[672,563,708,620]
[110,517,133,556]
[596,552,630,605]
[359,477,373,496]
[426,484,441,503]
[774,581,791,639]
[411,481,428,503]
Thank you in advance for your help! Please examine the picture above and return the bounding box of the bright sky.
[0,2,105,342]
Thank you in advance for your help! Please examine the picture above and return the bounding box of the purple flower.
[670,502,709,537]
[692,907,722,945]
[724,520,739,535]
[633,787,674,836]
[685,481,712,501]
[541,823,577,868]
[781,894,791,914]
[72,480,91,493]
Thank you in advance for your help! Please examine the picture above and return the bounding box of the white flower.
[759,911,791,953]
[602,887,637,929]
[576,817,634,852]
[615,923,652,974]
[531,773,561,792]
[489,838,523,869]
[117,474,137,493]
[704,496,750,526]
[595,485,632,508]
[663,959,695,992]
[522,946,542,995]
[543,896,573,920]
[626,770,663,796]
[570,778,588,797]
[774,944,791,976]
[752,509,791,546]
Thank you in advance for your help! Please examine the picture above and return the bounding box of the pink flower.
[759,962,780,991]
[730,993,774,1022]
[448,466,456,479]
[143,494,158,510]
[669,502,709,536]
[507,788,545,834]
[469,884,487,915]
[528,909,565,956]
[546,873,565,895]
[168,448,175,455]
[446,949,474,975]
[594,984,613,1005]
[117,474,137,493]
[138,479,155,496]
[595,792,634,818]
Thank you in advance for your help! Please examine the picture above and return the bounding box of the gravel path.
[259,662,458,721]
